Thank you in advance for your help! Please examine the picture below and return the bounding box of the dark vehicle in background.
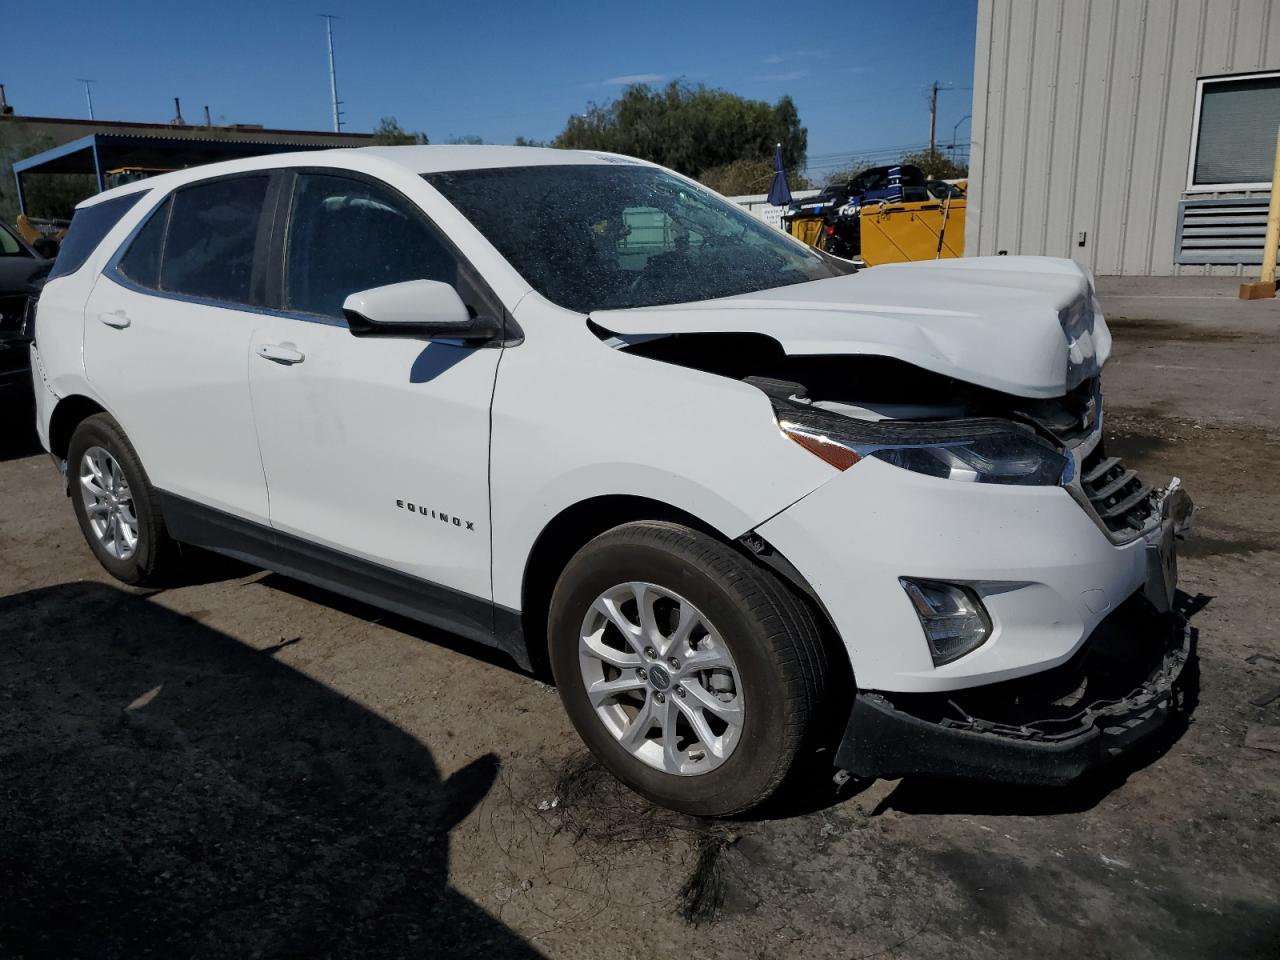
[0,222,55,396]
[784,165,935,260]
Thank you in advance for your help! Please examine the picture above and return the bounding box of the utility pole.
[76,78,96,120]
[319,14,343,132]
[928,81,939,153]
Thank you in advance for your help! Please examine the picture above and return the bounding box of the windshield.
[426,164,847,313]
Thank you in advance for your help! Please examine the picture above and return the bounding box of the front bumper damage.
[834,477,1195,785]
[1138,477,1194,613]
[835,593,1192,786]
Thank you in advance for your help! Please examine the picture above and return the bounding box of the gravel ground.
[1,277,1277,959]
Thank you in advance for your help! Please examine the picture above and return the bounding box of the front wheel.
[548,521,830,817]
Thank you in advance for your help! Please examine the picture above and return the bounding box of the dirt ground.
[1,276,1278,959]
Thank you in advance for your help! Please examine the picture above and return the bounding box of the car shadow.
[0,581,543,959]
[255,572,535,678]
[0,393,42,463]
[409,341,474,384]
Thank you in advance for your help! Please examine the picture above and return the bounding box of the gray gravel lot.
[1,276,1277,959]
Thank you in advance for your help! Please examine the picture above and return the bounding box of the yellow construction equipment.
[858,196,966,266]
[14,214,68,245]
[104,166,173,189]
[786,213,826,248]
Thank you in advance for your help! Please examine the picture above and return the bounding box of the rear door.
[247,170,501,622]
[84,173,275,522]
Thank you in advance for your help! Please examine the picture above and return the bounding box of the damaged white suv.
[31,147,1193,815]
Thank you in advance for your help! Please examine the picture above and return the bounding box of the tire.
[67,413,179,586]
[548,521,829,817]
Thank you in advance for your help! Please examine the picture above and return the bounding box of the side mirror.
[342,279,503,342]
[33,237,59,260]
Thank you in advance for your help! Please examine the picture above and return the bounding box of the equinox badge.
[396,499,475,531]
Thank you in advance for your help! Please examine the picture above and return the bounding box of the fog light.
[899,578,992,666]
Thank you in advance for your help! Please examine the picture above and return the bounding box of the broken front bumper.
[834,597,1192,785]
[758,455,1193,693]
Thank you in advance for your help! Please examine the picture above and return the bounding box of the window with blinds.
[1191,72,1280,189]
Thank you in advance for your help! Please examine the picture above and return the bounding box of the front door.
[248,171,501,623]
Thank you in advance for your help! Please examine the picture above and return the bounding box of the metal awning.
[12,133,353,215]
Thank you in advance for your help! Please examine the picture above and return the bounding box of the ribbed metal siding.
[968,0,1280,276]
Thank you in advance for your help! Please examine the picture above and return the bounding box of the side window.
[285,173,459,320]
[46,192,146,281]
[160,176,270,304]
[116,197,171,290]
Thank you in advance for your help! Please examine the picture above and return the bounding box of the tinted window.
[1193,74,1280,185]
[0,223,24,256]
[116,198,171,289]
[427,165,845,313]
[46,192,145,281]
[285,173,458,319]
[160,176,269,304]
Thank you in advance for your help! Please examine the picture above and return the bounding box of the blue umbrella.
[767,142,793,207]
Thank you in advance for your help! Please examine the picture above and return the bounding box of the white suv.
[31,146,1193,815]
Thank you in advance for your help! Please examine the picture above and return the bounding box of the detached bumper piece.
[836,598,1192,786]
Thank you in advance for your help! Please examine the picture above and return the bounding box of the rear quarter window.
[46,192,146,281]
[116,197,171,290]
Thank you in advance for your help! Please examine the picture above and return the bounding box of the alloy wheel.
[79,445,139,561]
[578,581,744,775]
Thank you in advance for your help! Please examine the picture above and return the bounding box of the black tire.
[67,413,179,586]
[548,521,829,817]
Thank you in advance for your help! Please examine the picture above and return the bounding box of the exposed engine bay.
[600,328,1094,440]
[597,328,1177,541]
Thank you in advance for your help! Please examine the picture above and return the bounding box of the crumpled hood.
[592,256,1111,399]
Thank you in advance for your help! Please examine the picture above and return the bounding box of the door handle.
[256,343,305,365]
[98,310,131,329]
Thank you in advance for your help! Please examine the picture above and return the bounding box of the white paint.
[594,255,1107,399]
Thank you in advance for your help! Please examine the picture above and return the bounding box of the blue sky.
[3,0,977,180]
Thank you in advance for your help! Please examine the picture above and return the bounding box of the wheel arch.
[48,394,110,463]
[516,493,844,681]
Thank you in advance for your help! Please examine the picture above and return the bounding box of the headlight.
[899,578,992,665]
[776,403,1073,485]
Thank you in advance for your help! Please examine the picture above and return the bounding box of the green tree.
[371,117,429,145]
[513,135,546,147]
[698,156,811,196]
[900,148,968,179]
[552,81,807,182]
[447,134,484,145]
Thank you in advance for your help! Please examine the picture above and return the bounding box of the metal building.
[967,0,1280,276]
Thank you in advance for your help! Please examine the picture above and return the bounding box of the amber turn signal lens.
[785,430,861,470]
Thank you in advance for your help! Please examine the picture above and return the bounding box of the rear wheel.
[548,521,829,816]
[68,413,179,586]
